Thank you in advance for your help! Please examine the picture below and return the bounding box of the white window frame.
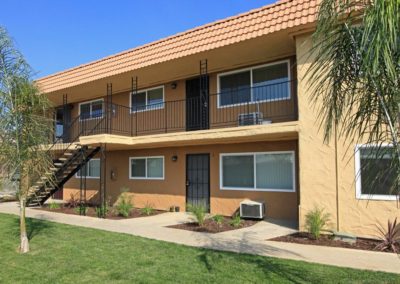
[129,85,165,114]
[355,144,397,201]
[217,59,291,108]
[75,158,100,179]
[129,156,165,180]
[219,151,296,192]
[78,99,104,121]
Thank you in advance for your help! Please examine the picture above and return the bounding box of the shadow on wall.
[65,187,136,208]
[65,187,181,211]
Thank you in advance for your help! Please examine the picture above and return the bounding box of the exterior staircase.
[25,144,101,207]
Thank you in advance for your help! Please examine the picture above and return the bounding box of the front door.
[55,108,64,141]
[55,105,72,143]
[186,77,209,131]
[186,154,210,212]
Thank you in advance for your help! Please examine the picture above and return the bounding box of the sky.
[1,0,275,79]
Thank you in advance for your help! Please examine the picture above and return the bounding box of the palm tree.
[0,27,54,253]
[308,0,400,196]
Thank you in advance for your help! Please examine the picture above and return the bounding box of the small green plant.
[49,201,61,210]
[96,205,109,218]
[375,218,400,253]
[305,207,331,240]
[95,197,111,218]
[140,203,154,216]
[187,203,207,226]
[116,192,133,217]
[212,214,224,227]
[75,204,88,215]
[229,214,243,227]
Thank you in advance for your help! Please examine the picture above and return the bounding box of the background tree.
[308,0,400,196]
[0,27,54,253]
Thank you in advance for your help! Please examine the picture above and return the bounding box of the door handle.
[186,180,190,187]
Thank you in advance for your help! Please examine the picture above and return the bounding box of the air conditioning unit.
[238,112,263,126]
[240,200,265,219]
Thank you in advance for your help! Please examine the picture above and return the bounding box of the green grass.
[0,213,398,284]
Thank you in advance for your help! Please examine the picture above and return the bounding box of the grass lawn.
[0,213,399,283]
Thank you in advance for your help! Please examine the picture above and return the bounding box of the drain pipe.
[334,123,340,231]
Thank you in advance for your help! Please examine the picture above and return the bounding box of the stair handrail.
[47,113,106,158]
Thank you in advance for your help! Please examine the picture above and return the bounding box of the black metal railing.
[59,80,297,140]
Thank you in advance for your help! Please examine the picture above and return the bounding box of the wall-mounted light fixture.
[171,155,178,162]
[110,169,117,180]
[171,82,177,89]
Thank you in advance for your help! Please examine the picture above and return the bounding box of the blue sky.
[1,0,274,78]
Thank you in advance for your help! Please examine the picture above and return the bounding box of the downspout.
[334,123,340,231]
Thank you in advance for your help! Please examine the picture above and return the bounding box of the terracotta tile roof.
[37,0,318,93]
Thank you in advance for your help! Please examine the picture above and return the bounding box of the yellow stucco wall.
[296,33,400,237]
[63,141,299,220]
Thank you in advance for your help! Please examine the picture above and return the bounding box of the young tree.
[0,27,54,253]
[307,0,400,196]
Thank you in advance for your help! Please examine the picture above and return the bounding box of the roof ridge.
[37,0,293,82]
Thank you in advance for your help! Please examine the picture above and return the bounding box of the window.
[220,151,295,192]
[130,86,164,112]
[355,145,397,200]
[129,156,164,179]
[79,100,104,120]
[218,61,290,107]
[76,159,100,179]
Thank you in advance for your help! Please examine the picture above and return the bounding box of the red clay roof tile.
[37,0,318,93]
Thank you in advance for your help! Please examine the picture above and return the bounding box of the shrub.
[229,214,243,227]
[141,203,154,216]
[67,194,78,208]
[375,218,400,253]
[49,201,60,210]
[305,207,331,240]
[116,192,133,217]
[212,214,224,226]
[75,204,88,215]
[187,203,207,226]
[96,205,109,218]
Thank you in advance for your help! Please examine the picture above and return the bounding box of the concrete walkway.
[0,202,399,274]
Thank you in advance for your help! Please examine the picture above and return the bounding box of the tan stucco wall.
[64,55,297,138]
[296,33,400,237]
[63,140,299,220]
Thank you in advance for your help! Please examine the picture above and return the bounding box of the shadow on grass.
[194,230,318,282]
[10,217,53,241]
[197,248,318,283]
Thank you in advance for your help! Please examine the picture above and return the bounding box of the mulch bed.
[35,204,166,219]
[168,217,259,234]
[269,232,399,253]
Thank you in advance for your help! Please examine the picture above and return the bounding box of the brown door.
[52,187,63,200]
[186,77,209,131]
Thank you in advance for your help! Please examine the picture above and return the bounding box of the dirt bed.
[270,232,398,253]
[35,204,166,219]
[168,217,259,233]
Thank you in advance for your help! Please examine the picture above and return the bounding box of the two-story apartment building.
[29,0,399,237]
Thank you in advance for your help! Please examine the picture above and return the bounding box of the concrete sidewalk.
[1,201,399,274]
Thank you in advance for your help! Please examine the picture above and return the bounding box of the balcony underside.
[78,121,299,150]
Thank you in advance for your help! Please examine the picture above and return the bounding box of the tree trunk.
[19,197,29,253]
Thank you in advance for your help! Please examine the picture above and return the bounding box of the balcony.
[58,80,298,144]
